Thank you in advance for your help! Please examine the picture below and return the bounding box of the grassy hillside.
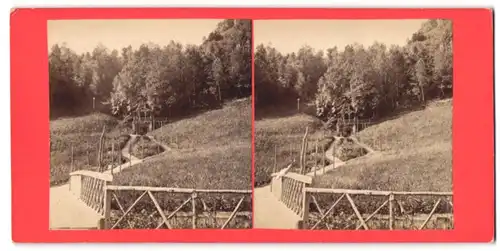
[149,98,251,149]
[254,113,331,187]
[114,98,252,190]
[315,99,453,192]
[50,113,132,186]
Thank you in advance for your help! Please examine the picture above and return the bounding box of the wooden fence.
[270,171,313,220]
[301,188,453,230]
[69,170,252,229]
[69,170,113,217]
[105,186,252,229]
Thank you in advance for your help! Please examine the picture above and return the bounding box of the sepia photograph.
[253,19,453,230]
[48,19,252,230]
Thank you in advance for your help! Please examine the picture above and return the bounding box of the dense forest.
[49,19,252,119]
[255,19,452,125]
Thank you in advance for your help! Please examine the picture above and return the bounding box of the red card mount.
[10,8,494,243]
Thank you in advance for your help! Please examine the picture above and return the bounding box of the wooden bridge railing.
[69,170,113,217]
[270,170,313,221]
[102,186,252,229]
[301,188,453,230]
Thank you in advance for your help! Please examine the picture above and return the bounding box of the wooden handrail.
[304,188,452,196]
[271,170,312,184]
[70,170,113,182]
[106,185,251,194]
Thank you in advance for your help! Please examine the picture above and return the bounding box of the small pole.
[92,97,96,111]
[332,143,336,168]
[314,140,318,177]
[70,145,74,172]
[322,143,326,174]
[297,98,300,112]
[129,139,133,167]
[191,192,197,229]
[157,139,160,153]
[111,142,115,175]
[87,150,90,167]
[389,193,394,230]
[141,137,145,158]
[273,145,277,174]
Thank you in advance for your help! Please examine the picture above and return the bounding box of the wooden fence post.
[141,137,145,158]
[70,145,74,172]
[389,193,394,230]
[314,140,318,177]
[299,127,309,174]
[321,143,325,174]
[118,146,122,172]
[332,143,336,168]
[191,192,197,229]
[97,126,106,171]
[87,150,90,167]
[301,185,310,229]
[103,184,112,229]
[273,145,277,174]
[111,143,115,175]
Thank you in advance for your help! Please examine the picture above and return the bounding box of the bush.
[130,136,165,159]
[332,137,368,161]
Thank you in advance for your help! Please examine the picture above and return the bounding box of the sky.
[47,19,223,54]
[254,19,428,54]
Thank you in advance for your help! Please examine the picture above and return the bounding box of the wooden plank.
[147,191,173,229]
[304,188,452,196]
[388,194,394,230]
[191,192,197,229]
[345,194,369,230]
[70,170,114,182]
[311,193,346,230]
[301,184,310,229]
[112,192,134,228]
[156,197,192,229]
[419,198,442,230]
[106,186,251,194]
[283,172,313,184]
[111,191,148,229]
[311,195,331,230]
[103,184,112,229]
[221,196,245,229]
[355,199,389,230]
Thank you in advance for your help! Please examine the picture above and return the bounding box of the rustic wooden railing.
[270,170,313,220]
[301,188,453,230]
[103,186,252,229]
[69,170,114,217]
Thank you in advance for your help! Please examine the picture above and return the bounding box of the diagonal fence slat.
[102,186,251,229]
[302,187,453,230]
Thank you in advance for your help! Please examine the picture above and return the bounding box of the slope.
[113,98,252,190]
[315,99,453,192]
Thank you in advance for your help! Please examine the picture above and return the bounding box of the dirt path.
[253,186,302,229]
[49,184,103,229]
[103,134,143,174]
[306,139,345,176]
[50,134,152,229]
